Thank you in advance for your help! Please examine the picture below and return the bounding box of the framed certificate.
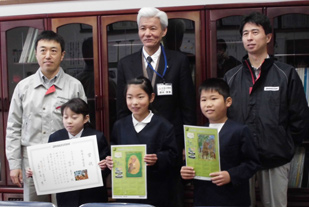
[184,125,220,180]
[27,135,103,195]
[111,144,147,199]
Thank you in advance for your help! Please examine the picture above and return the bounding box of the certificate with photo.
[184,125,220,180]
[111,144,147,199]
[27,135,103,195]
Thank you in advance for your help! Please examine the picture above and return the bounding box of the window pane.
[163,18,196,84]
[6,27,39,99]
[107,21,139,131]
[216,16,244,78]
[57,23,96,126]
[273,13,309,68]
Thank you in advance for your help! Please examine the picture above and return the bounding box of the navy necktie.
[146,56,153,80]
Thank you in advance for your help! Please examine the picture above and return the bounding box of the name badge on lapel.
[157,83,173,96]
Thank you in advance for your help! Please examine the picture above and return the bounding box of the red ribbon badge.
[45,85,56,95]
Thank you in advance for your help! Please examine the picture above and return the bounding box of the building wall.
[0,0,298,17]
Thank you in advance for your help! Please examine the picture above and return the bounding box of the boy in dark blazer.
[181,78,260,206]
[48,98,110,207]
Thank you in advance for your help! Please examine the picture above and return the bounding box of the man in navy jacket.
[224,12,309,207]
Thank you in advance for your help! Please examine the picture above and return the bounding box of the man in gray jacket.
[6,30,87,202]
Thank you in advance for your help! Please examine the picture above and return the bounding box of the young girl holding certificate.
[27,98,109,207]
[106,76,178,207]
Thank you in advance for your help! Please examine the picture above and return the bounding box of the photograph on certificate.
[27,135,103,195]
[184,125,220,180]
[111,144,147,199]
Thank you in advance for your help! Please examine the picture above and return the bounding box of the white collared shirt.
[209,122,225,133]
[68,128,84,139]
[142,47,161,72]
[132,111,154,133]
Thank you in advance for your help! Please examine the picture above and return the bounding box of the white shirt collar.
[132,111,154,133]
[68,128,84,139]
[209,122,225,133]
[142,46,161,70]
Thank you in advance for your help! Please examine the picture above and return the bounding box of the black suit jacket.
[48,127,110,207]
[117,48,196,151]
[193,119,260,206]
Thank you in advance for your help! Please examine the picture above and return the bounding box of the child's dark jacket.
[111,114,178,207]
[193,119,260,206]
[48,127,110,207]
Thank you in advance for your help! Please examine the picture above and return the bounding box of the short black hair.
[35,30,65,52]
[125,76,154,99]
[199,78,230,100]
[239,12,272,36]
[61,98,89,117]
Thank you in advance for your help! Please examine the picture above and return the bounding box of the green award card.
[111,144,147,199]
[184,125,220,180]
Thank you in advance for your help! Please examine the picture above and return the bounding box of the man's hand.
[10,169,23,187]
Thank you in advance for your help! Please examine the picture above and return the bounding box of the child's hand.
[180,166,195,180]
[98,159,107,170]
[210,171,231,186]
[26,168,33,178]
[106,156,113,170]
[144,154,157,166]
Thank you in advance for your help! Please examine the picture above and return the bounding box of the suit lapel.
[81,127,91,137]
[205,120,230,138]
[157,49,171,79]
[130,50,144,77]
[217,120,232,149]
[59,129,70,140]
[154,49,171,93]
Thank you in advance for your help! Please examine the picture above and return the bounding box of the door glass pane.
[0,158,2,181]
[107,21,140,131]
[273,13,309,105]
[216,16,244,78]
[273,13,309,68]
[6,27,39,99]
[163,18,196,84]
[57,23,96,126]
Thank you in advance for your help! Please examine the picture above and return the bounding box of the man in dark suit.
[116,7,196,207]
